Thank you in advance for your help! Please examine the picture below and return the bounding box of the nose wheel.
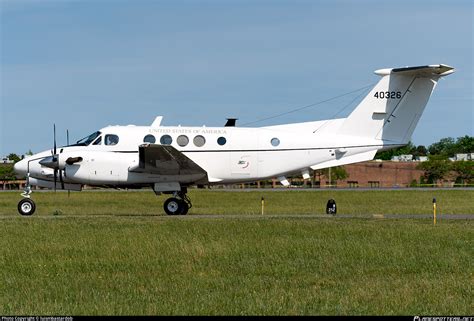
[18,173,36,216]
[18,198,36,216]
[163,191,191,215]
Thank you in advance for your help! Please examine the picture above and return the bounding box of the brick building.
[315,161,426,188]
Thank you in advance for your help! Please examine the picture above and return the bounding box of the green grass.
[0,189,473,216]
[0,189,473,315]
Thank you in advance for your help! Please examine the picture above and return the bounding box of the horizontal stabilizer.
[374,64,454,77]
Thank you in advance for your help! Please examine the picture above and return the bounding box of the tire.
[180,201,189,215]
[164,198,182,215]
[18,198,36,216]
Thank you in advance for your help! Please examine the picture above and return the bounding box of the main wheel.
[164,198,182,215]
[18,198,36,216]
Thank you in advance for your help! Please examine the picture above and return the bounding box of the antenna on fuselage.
[225,118,238,127]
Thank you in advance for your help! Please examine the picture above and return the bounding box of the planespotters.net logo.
[414,317,473,321]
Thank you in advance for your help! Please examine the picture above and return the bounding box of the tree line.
[375,135,473,160]
[374,135,473,185]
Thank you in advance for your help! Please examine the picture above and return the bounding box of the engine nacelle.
[65,151,135,185]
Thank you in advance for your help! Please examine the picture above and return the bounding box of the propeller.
[38,125,82,193]
[66,129,69,196]
[53,124,58,192]
[39,124,60,191]
[59,169,64,190]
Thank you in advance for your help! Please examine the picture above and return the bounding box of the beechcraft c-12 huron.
[14,64,455,215]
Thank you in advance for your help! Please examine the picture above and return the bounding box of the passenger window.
[143,134,156,144]
[271,138,280,147]
[92,136,102,145]
[177,135,189,147]
[105,134,119,146]
[193,135,206,147]
[160,135,172,145]
[217,137,227,146]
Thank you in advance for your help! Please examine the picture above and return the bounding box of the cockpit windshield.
[71,131,101,146]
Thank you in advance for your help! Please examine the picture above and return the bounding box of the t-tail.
[338,64,455,145]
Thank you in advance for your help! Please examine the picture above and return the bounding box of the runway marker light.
[433,197,437,225]
[261,197,265,215]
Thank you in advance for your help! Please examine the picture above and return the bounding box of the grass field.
[0,188,473,216]
[0,189,473,315]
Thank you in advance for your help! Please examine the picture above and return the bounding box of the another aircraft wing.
[130,144,208,179]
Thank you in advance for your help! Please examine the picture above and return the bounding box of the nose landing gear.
[18,174,36,216]
[163,190,192,215]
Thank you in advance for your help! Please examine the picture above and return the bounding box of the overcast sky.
[1,0,472,156]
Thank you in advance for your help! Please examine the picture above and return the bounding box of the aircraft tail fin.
[337,64,454,144]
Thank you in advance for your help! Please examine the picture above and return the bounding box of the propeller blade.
[53,169,57,192]
[59,170,65,190]
[53,124,57,156]
[65,166,70,197]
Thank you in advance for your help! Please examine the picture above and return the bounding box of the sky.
[0,0,473,156]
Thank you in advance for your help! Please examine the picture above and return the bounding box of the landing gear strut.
[163,190,192,215]
[18,173,36,216]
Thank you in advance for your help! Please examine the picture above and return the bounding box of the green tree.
[454,135,474,154]
[451,161,474,185]
[375,142,416,160]
[428,137,456,157]
[412,145,427,157]
[417,155,451,185]
[316,166,349,184]
[7,153,21,163]
[0,164,16,180]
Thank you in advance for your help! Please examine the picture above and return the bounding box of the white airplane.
[14,64,455,216]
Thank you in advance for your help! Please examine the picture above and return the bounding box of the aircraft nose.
[14,159,27,177]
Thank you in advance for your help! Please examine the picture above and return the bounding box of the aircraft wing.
[129,144,208,179]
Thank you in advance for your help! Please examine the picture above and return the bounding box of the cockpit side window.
[73,131,101,146]
[92,136,102,145]
[105,134,119,146]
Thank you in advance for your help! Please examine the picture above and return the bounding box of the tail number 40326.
[374,91,402,99]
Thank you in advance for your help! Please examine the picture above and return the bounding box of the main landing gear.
[163,190,192,215]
